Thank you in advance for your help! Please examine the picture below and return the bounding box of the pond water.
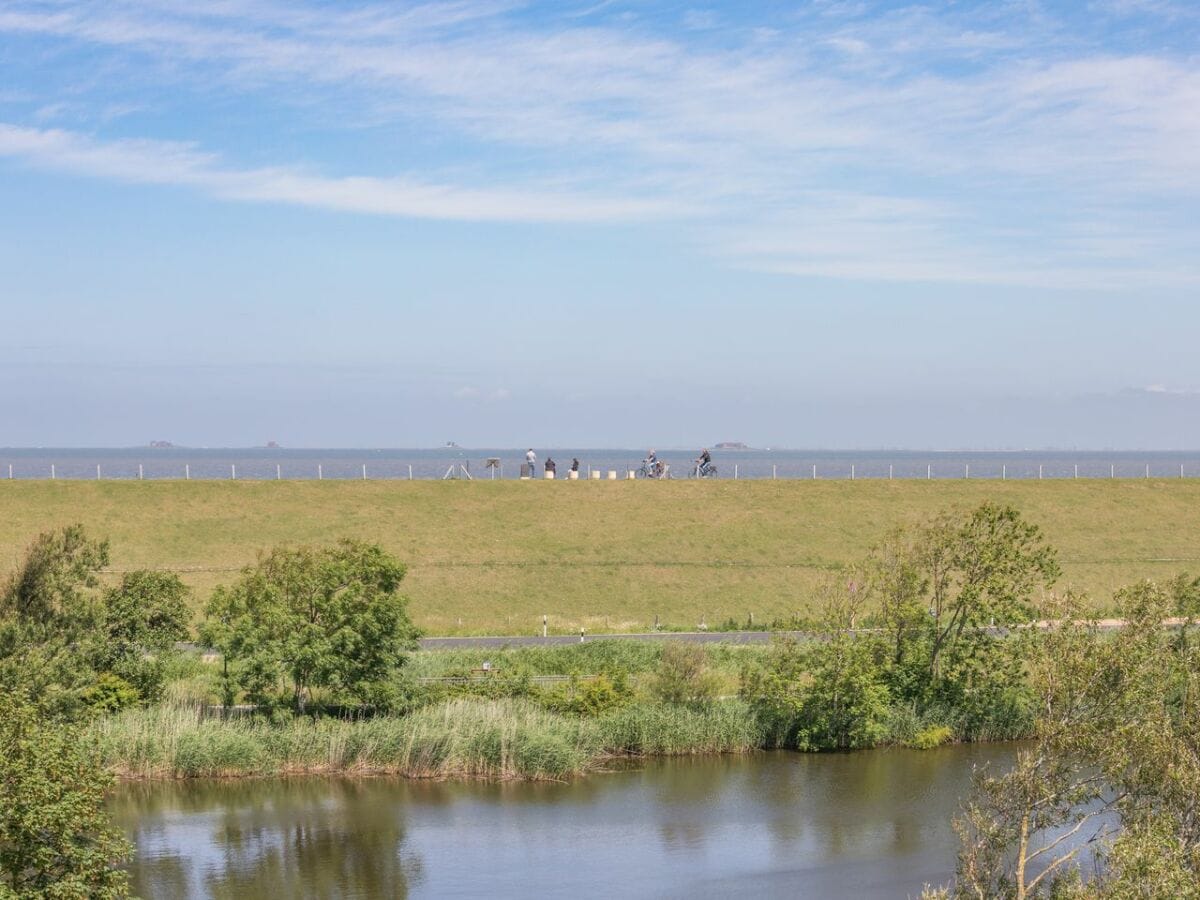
[109,745,1017,899]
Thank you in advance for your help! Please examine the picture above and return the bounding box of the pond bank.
[91,696,1017,782]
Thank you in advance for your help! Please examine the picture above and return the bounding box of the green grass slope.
[1,479,1197,634]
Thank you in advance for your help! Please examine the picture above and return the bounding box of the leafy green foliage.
[544,673,632,717]
[201,540,420,711]
[944,585,1200,898]
[908,724,953,750]
[650,643,720,706]
[0,694,131,898]
[0,526,112,716]
[744,633,892,751]
[0,526,193,715]
[82,673,142,714]
[93,571,191,704]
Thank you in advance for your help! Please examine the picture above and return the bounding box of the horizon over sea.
[3,447,1200,480]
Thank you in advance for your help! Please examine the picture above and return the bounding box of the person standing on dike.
[525,448,536,477]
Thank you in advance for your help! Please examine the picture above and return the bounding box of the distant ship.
[713,441,751,450]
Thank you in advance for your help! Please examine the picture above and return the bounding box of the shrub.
[908,724,953,750]
[82,673,141,714]
[651,643,720,706]
[542,673,631,717]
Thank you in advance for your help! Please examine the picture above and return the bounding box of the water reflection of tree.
[112,778,423,898]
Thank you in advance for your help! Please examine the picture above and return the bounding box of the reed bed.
[89,697,768,781]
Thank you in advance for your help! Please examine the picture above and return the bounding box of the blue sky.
[1,0,1197,448]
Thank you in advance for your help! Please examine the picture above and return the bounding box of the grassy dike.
[2,479,1198,634]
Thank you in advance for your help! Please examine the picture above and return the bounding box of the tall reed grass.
[89,696,768,781]
[91,699,600,780]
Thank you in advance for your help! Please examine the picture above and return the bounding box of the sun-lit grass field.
[1,479,1197,635]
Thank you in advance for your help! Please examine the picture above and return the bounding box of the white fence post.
[97,464,101,480]
[1074,464,1078,479]
[50,464,55,480]
[185,464,190,480]
[6,464,11,479]
[408,464,413,481]
[851,464,855,480]
[1002,464,1006,480]
[1146,464,1150,479]
[734,464,738,479]
[276,464,281,480]
[231,464,236,480]
[362,464,367,480]
[772,464,777,480]
[1039,464,1043,479]
[812,464,817,479]
[1111,464,1115,479]
[889,464,893,480]
[138,464,143,480]
[927,464,931,479]
[318,465,323,480]
[965,464,969,479]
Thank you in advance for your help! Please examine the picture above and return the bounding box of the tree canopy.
[201,540,420,711]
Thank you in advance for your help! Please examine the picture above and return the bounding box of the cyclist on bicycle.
[695,448,714,477]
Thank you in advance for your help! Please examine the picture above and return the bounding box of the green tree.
[868,503,1059,707]
[0,526,111,716]
[745,581,891,750]
[0,694,132,899]
[201,541,420,711]
[90,572,191,703]
[0,525,109,630]
[943,584,1200,898]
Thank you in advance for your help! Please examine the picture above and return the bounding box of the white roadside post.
[231,464,236,480]
[185,464,190,480]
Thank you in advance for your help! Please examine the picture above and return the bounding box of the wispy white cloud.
[0,123,680,222]
[1,0,1198,286]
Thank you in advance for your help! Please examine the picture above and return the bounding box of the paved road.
[416,618,1183,650]
[418,631,789,649]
